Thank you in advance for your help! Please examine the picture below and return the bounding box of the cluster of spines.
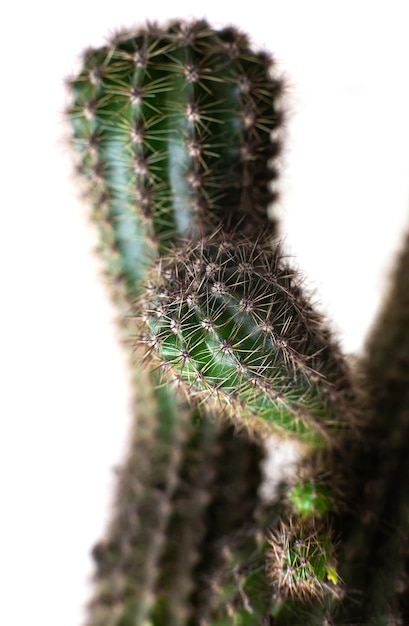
[66,19,371,626]
[138,235,358,447]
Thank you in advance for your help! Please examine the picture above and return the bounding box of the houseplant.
[67,20,409,624]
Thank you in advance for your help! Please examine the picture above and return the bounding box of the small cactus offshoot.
[267,518,340,601]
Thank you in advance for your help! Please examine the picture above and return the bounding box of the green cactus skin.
[139,235,358,448]
[288,479,333,521]
[67,19,284,295]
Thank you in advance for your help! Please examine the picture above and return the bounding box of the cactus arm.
[138,234,358,618]
[140,236,358,447]
[364,434,409,626]
[354,231,409,624]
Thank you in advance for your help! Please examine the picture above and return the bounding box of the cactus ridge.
[67,19,284,294]
[138,235,358,447]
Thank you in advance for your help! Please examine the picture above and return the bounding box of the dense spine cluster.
[267,518,339,600]
[139,235,358,446]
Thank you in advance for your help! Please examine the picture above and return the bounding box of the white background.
[2,2,409,625]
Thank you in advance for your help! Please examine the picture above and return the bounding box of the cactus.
[67,17,409,626]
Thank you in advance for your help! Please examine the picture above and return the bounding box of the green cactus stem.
[139,235,359,447]
[67,19,284,294]
[364,442,409,626]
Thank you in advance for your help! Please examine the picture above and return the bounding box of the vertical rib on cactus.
[139,235,359,446]
[364,443,409,625]
[67,19,284,294]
